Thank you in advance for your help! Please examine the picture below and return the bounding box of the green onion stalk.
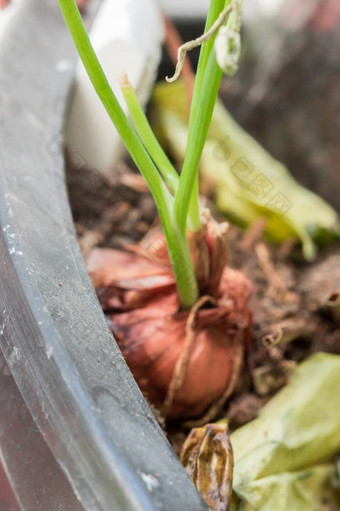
[58,0,242,309]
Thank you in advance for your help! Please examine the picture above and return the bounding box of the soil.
[66,135,340,452]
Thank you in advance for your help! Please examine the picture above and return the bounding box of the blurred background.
[159,0,340,213]
[2,0,338,210]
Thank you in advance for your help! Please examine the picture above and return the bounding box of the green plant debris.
[152,81,339,260]
[234,465,338,511]
[229,353,340,510]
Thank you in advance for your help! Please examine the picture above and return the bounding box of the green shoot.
[58,0,242,309]
[58,0,198,308]
[57,0,171,215]
[118,72,179,195]
[118,73,200,232]
[173,0,233,234]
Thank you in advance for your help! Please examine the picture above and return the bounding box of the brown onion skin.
[88,246,252,419]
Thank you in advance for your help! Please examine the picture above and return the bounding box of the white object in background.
[0,0,21,37]
[246,0,285,18]
[159,0,209,19]
[240,0,285,23]
[158,0,285,22]
[66,0,164,174]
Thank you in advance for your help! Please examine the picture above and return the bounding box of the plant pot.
[0,1,209,509]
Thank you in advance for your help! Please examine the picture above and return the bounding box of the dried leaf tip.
[118,70,131,88]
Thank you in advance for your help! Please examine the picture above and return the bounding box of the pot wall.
[0,1,209,510]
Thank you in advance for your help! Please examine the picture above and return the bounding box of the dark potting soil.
[66,145,340,450]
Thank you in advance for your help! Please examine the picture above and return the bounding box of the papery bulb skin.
[108,266,251,418]
[88,223,252,419]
